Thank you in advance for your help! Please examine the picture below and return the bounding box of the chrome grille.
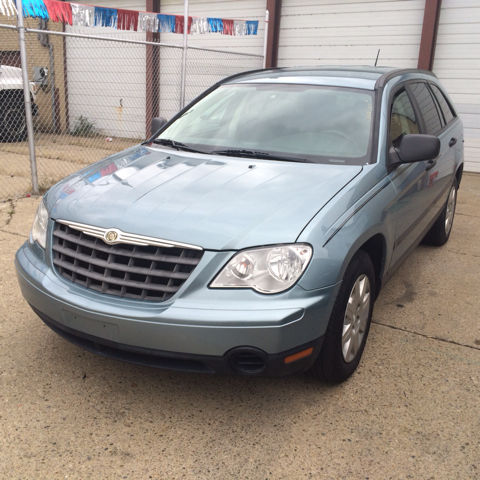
[52,222,203,302]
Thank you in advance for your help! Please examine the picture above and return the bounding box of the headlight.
[210,244,313,294]
[30,199,48,249]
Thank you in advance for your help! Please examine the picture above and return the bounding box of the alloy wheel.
[342,274,371,363]
[445,186,456,235]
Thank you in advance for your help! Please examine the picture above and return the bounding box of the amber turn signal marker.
[284,347,314,364]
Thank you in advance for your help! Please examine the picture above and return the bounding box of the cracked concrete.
[0,174,479,479]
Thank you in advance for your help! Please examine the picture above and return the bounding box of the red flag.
[43,0,72,25]
[175,15,192,34]
[117,9,138,31]
[222,19,234,35]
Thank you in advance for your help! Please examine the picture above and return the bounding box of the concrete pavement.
[0,175,479,479]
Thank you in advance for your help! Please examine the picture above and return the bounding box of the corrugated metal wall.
[434,0,480,173]
[277,0,425,68]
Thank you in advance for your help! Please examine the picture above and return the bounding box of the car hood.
[47,145,362,251]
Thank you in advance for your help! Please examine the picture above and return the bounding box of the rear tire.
[311,250,375,384]
[0,100,27,142]
[422,180,457,247]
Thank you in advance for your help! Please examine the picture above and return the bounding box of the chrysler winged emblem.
[104,230,119,243]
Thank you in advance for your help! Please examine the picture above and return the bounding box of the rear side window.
[430,84,455,124]
[390,88,419,144]
[409,82,443,135]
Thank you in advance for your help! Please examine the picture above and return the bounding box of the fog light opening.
[230,350,266,375]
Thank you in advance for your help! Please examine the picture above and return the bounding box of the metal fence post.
[263,9,269,69]
[15,0,39,194]
[179,0,188,110]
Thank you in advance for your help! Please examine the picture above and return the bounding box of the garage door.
[278,0,426,68]
[434,0,480,173]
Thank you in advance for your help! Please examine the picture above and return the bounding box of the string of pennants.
[0,0,259,35]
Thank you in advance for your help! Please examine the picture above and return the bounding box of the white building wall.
[277,0,425,68]
[65,26,147,139]
[65,0,149,138]
[434,0,480,173]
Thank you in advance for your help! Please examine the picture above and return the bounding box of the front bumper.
[33,306,323,376]
[15,241,339,376]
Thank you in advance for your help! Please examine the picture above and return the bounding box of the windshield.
[156,83,375,165]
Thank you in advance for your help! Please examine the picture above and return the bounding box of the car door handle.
[426,159,437,171]
[449,137,457,147]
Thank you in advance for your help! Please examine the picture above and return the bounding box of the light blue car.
[15,66,463,383]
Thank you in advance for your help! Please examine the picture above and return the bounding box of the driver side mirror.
[151,117,168,136]
[389,134,440,168]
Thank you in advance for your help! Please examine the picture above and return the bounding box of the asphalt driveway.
[0,174,479,479]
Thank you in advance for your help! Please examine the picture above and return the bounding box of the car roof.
[222,66,436,91]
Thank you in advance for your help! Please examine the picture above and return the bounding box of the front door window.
[390,88,419,145]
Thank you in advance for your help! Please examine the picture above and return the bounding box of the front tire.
[311,250,375,384]
[422,180,457,247]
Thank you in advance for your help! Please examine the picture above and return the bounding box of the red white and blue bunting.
[14,0,259,35]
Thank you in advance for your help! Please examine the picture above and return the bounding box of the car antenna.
[374,49,380,67]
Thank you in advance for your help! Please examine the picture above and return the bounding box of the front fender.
[297,175,397,291]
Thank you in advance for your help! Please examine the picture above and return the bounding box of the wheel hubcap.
[342,274,371,363]
[445,186,456,235]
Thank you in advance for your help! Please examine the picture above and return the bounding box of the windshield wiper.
[211,149,311,163]
[152,138,208,155]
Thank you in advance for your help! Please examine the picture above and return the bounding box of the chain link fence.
[0,19,263,201]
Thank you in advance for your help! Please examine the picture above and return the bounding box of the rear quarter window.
[409,82,443,135]
[430,84,455,125]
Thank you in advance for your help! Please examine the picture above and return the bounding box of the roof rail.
[375,68,437,89]
[217,67,279,86]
